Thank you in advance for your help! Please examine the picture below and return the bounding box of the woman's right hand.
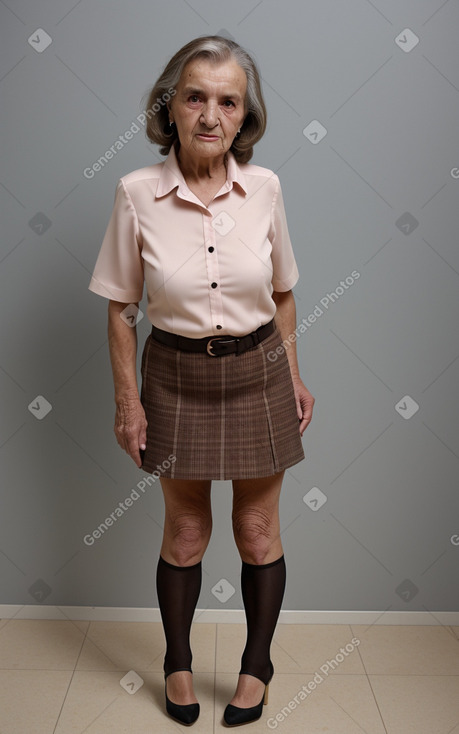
[114,388,148,468]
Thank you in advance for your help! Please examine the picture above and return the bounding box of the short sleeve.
[88,179,144,303]
[269,176,299,292]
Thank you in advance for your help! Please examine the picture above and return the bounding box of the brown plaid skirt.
[139,321,305,480]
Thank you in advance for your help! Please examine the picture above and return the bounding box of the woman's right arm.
[108,299,148,468]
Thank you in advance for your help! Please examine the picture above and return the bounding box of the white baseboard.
[1,605,458,626]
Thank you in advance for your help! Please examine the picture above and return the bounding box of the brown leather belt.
[150,319,275,357]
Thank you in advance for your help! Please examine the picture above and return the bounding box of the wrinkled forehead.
[178,57,247,97]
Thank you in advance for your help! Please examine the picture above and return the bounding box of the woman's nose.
[201,101,219,128]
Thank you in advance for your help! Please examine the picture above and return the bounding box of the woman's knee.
[160,479,212,565]
[165,510,212,565]
[232,506,277,565]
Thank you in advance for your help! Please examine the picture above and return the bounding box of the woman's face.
[168,57,247,162]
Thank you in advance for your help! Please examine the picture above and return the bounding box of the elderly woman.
[88,35,314,727]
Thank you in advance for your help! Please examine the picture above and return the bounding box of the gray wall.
[1,0,458,613]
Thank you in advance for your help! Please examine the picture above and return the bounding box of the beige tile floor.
[0,619,459,733]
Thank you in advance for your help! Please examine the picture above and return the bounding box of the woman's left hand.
[291,376,315,436]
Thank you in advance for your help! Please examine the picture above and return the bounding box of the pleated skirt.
[139,321,305,480]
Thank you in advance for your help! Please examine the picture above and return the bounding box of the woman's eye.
[189,95,200,103]
[223,100,235,107]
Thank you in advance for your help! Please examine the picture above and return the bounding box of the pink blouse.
[88,144,299,338]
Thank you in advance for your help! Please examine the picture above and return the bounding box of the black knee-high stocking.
[239,555,286,684]
[156,555,202,677]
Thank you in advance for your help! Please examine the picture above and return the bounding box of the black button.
[208,246,214,253]
[211,282,218,288]
[216,324,222,330]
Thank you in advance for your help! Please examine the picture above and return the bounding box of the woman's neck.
[176,145,227,184]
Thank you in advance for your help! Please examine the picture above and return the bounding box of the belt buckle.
[206,337,236,357]
[206,338,219,357]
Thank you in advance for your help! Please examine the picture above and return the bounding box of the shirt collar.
[155,142,248,199]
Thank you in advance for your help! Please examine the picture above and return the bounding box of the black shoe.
[164,669,200,726]
[223,662,274,727]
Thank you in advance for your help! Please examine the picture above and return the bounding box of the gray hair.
[141,35,267,163]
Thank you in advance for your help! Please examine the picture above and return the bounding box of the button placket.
[203,213,224,332]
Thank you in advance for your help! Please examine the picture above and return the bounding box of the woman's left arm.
[272,289,315,436]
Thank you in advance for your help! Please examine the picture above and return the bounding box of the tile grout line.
[350,622,389,734]
[213,622,218,733]
[52,620,89,733]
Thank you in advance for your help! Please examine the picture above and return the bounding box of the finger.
[299,415,309,435]
[139,422,147,451]
[137,431,147,468]
[297,404,306,435]
[129,441,142,468]
[122,431,140,465]
[296,397,303,421]
[299,401,313,435]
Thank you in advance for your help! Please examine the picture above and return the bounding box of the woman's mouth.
[196,134,220,141]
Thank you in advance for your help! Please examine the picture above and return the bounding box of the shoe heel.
[263,683,269,706]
